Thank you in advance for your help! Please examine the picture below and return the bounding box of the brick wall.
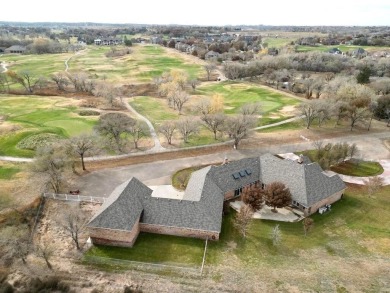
[140,223,219,240]
[306,190,345,216]
[88,218,140,247]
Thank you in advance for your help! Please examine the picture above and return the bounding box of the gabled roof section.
[259,153,308,205]
[259,153,346,206]
[183,166,212,201]
[208,157,261,193]
[141,176,224,232]
[88,177,152,231]
[304,164,346,206]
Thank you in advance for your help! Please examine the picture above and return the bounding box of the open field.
[1,52,72,76]
[68,44,204,84]
[296,44,390,53]
[0,95,97,157]
[1,44,204,86]
[263,37,295,48]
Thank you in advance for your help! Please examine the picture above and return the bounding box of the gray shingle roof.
[88,177,151,231]
[259,153,346,206]
[142,176,224,232]
[208,157,260,193]
[88,153,346,235]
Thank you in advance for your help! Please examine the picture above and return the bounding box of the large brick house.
[87,153,346,247]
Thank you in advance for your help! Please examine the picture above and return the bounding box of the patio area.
[230,200,305,222]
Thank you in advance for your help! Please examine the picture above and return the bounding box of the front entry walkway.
[230,201,304,222]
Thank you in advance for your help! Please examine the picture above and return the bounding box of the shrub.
[16,133,63,150]
[80,98,100,108]
[78,110,100,116]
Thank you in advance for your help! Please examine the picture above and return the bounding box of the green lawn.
[84,185,390,268]
[129,96,179,125]
[1,52,73,77]
[263,37,295,48]
[298,150,384,177]
[0,166,20,180]
[85,232,205,266]
[330,160,384,177]
[196,82,300,116]
[0,95,98,157]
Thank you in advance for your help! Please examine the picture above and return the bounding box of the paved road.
[73,131,390,197]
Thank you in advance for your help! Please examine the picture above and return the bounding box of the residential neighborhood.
[0,6,390,292]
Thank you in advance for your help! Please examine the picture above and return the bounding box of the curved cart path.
[124,98,165,152]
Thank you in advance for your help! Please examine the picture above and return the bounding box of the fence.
[42,193,106,203]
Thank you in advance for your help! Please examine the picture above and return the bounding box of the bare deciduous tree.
[35,242,54,269]
[204,63,216,81]
[364,176,384,197]
[30,145,70,193]
[176,117,199,143]
[303,217,314,237]
[240,102,262,116]
[300,102,318,129]
[59,206,88,250]
[270,224,282,246]
[128,121,147,149]
[8,70,42,93]
[158,121,176,145]
[189,79,200,91]
[201,113,226,140]
[95,113,135,152]
[233,204,253,238]
[66,134,99,171]
[51,72,69,91]
[66,71,95,93]
[225,114,256,149]
[172,90,190,114]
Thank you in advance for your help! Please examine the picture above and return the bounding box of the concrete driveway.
[73,131,390,197]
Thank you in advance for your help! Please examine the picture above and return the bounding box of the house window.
[234,187,243,197]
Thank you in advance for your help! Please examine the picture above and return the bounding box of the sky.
[2,0,390,26]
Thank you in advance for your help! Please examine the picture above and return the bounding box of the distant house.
[94,38,122,46]
[4,45,27,54]
[268,47,279,56]
[328,48,342,55]
[205,50,220,60]
[150,36,163,45]
[87,153,346,247]
[350,48,368,58]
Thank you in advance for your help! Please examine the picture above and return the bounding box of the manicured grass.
[298,150,384,177]
[258,120,302,132]
[0,95,98,157]
[171,164,210,190]
[330,160,384,177]
[68,45,203,83]
[1,52,73,77]
[196,81,300,115]
[84,185,390,267]
[0,166,20,179]
[129,96,179,124]
[85,232,205,266]
[263,37,295,48]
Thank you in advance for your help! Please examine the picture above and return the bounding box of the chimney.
[222,155,229,165]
